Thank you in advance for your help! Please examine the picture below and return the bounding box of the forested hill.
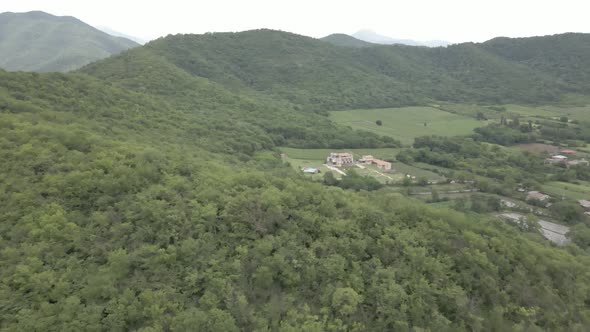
[2,68,590,331]
[481,33,590,93]
[320,33,375,48]
[81,29,590,110]
[0,11,138,72]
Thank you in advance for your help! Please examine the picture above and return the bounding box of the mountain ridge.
[352,29,450,47]
[320,33,375,48]
[81,29,590,111]
[0,11,139,72]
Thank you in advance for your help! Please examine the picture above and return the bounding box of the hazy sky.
[1,0,589,43]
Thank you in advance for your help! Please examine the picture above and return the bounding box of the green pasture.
[329,106,484,145]
[280,147,399,161]
[543,181,590,200]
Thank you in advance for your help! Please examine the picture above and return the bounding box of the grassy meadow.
[280,147,399,160]
[329,106,484,144]
[543,181,590,200]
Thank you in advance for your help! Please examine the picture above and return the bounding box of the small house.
[359,155,374,164]
[359,155,392,171]
[373,159,392,171]
[303,167,320,174]
[545,155,568,165]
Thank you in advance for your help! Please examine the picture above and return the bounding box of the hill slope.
[321,33,374,48]
[481,33,590,93]
[0,11,138,72]
[81,30,589,110]
[1,68,590,331]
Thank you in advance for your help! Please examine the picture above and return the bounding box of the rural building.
[526,191,550,201]
[302,167,320,174]
[359,155,392,171]
[359,155,375,164]
[327,153,354,167]
[545,155,568,165]
[373,159,392,170]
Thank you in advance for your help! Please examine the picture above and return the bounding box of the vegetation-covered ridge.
[82,29,590,111]
[0,11,138,72]
[2,52,590,331]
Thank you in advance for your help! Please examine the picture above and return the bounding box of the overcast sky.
[1,0,589,43]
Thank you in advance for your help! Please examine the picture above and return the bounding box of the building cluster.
[325,153,393,171]
[544,150,589,167]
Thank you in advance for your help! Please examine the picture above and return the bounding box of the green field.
[543,181,590,200]
[280,147,399,161]
[329,107,484,145]
[393,162,446,181]
[502,104,560,118]
[285,158,335,180]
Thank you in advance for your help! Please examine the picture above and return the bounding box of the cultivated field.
[329,106,484,145]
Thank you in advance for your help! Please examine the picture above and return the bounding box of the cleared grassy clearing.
[502,104,560,118]
[329,106,484,145]
[393,162,446,181]
[543,181,590,200]
[280,147,399,161]
[285,158,335,180]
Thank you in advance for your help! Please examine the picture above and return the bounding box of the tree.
[376,120,382,126]
[403,176,412,187]
[323,171,338,186]
[550,201,585,224]
[417,177,429,186]
[332,288,362,316]
[431,188,440,202]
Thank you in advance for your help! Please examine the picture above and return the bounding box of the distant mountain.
[320,33,374,48]
[352,29,449,47]
[0,11,139,72]
[97,26,147,45]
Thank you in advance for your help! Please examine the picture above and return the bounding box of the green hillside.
[0,11,138,72]
[2,29,590,331]
[2,66,590,331]
[481,33,590,92]
[81,30,590,111]
[320,33,374,47]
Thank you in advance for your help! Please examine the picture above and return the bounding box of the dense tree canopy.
[1,30,590,331]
